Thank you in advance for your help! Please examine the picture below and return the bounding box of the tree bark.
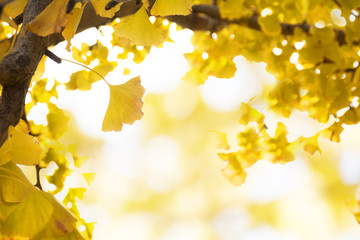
[0,0,51,146]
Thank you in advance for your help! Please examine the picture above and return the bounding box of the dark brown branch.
[45,49,62,64]
[192,4,220,19]
[169,5,349,45]
[0,0,51,146]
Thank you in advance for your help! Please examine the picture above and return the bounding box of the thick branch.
[0,0,51,146]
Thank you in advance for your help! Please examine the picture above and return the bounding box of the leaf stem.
[60,58,111,86]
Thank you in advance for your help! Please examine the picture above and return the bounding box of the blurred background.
[23,23,360,239]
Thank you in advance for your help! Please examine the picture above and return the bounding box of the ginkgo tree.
[1,0,360,239]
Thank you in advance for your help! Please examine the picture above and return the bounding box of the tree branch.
[0,0,51,146]
[170,5,349,45]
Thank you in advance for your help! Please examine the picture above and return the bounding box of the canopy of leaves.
[1,0,360,239]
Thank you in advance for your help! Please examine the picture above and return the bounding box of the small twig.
[13,12,23,25]
[349,65,359,82]
[44,49,110,85]
[34,165,43,190]
[44,49,62,63]
[332,0,342,7]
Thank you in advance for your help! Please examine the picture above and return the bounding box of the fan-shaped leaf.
[102,76,145,131]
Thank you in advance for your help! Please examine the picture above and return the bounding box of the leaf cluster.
[2,0,360,238]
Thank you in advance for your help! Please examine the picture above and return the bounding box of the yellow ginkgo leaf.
[143,0,150,9]
[0,10,18,28]
[218,152,247,186]
[36,191,77,237]
[0,144,11,166]
[31,55,47,83]
[47,103,70,139]
[62,2,87,51]
[1,120,42,166]
[91,0,122,18]
[151,0,193,16]
[258,14,282,36]
[218,0,244,20]
[83,173,96,185]
[0,162,33,203]
[3,0,27,19]
[2,190,54,238]
[301,134,321,155]
[102,76,145,132]
[114,6,164,46]
[211,130,230,150]
[26,0,69,36]
[239,102,265,126]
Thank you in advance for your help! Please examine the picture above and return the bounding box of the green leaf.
[102,76,145,132]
